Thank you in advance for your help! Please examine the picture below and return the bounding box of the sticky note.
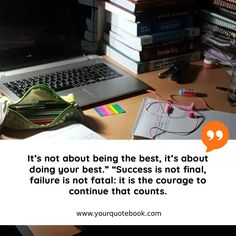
[95,106,111,116]
[107,105,119,114]
[112,104,125,113]
[95,104,125,117]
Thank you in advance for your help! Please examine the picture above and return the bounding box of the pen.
[29,117,55,125]
[216,86,228,92]
[11,102,68,110]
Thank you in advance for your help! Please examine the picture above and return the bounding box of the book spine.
[105,44,201,74]
[108,22,200,46]
[135,1,190,12]
[148,27,200,44]
[134,6,196,22]
[140,40,199,62]
[105,31,199,61]
[112,0,193,12]
[138,51,201,73]
[137,15,194,36]
[105,1,196,22]
[107,12,194,36]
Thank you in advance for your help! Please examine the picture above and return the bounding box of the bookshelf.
[200,0,236,66]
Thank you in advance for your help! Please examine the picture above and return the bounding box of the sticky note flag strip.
[95,104,125,117]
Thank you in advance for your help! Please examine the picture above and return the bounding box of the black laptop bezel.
[0,0,99,71]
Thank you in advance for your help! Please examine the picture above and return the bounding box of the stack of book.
[104,0,201,74]
[201,0,236,66]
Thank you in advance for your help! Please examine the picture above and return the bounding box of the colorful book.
[104,33,199,62]
[106,12,195,36]
[105,44,201,74]
[106,24,200,51]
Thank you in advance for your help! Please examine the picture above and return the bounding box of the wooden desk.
[1,59,235,140]
[83,58,236,139]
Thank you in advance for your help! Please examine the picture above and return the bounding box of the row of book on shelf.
[103,0,202,74]
[200,0,236,66]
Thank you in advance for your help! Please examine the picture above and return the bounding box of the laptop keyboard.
[4,63,123,98]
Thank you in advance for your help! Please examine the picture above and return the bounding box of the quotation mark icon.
[201,121,229,152]
[207,130,223,141]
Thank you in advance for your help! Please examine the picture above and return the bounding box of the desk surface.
[1,58,235,140]
[84,58,235,139]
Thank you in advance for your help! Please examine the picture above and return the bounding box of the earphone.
[164,102,196,118]
[164,103,173,115]
[146,90,206,139]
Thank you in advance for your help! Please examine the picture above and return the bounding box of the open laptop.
[0,0,148,108]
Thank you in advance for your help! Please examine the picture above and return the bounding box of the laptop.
[0,0,148,108]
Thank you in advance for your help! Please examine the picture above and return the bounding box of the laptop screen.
[0,0,99,71]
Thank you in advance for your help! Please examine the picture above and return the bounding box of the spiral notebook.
[131,97,236,140]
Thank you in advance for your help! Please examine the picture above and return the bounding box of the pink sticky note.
[95,106,111,116]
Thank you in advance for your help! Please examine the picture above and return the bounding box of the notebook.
[132,97,236,139]
[0,0,148,108]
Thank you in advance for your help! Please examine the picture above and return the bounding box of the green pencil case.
[2,84,85,129]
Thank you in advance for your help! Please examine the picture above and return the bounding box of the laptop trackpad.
[73,77,147,107]
[73,88,97,106]
[86,78,138,97]
[81,86,110,105]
